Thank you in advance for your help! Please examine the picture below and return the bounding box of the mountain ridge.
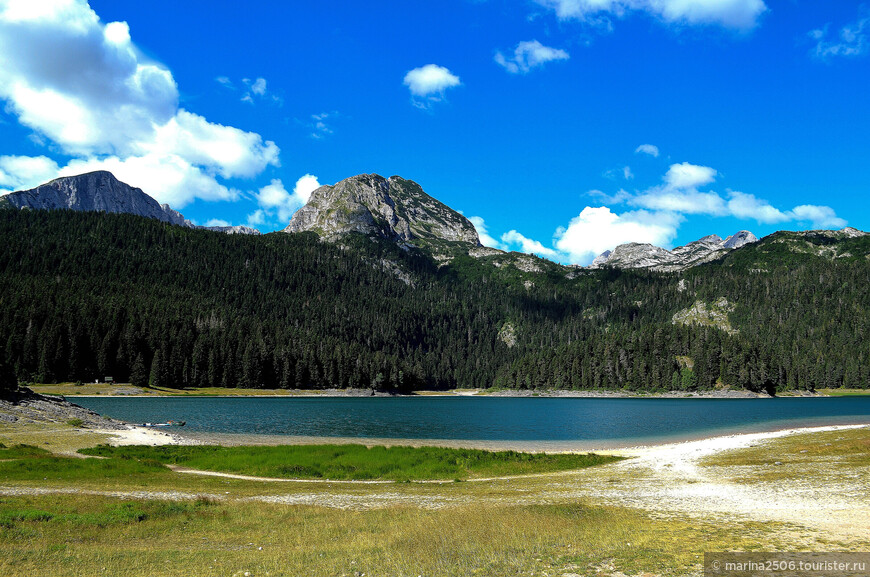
[3,170,866,271]
[589,231,759,272]
[0,171,260,235]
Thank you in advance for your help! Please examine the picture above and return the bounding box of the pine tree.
[130,353,148,388]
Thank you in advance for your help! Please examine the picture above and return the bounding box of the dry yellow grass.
[0,493,786,577]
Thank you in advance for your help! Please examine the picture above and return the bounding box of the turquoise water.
[74,396,870,445]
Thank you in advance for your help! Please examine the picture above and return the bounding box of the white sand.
[93,425,198,446]
[574,424,870,542]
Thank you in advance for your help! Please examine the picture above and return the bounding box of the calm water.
[74,396,870,446]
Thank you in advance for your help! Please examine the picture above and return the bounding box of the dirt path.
[3,424,867,543]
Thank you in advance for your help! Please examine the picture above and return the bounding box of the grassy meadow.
[1,420,868,575]
[0,492,788,577]
[79,444,621,481]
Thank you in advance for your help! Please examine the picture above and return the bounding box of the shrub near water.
[79,444,621,481]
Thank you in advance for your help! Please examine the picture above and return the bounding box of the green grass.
[698,426,870,483]
[0,443,169,481]
[817,388,870,397]
[79,444,622,481]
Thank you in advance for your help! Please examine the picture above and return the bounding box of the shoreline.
[96,420,870,454]
[53,388,830,399]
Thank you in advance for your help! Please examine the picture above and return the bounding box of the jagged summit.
[2,171,192,227]
[723,230,757,249]
[590,230,759,272]
[1,171,259,235]
[283,174,481,247]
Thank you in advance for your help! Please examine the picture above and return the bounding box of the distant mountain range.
[1,169,868,394]
[0,171,259,235]
[2,170,866,271]
[588,231,759,272]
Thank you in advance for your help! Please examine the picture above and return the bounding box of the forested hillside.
[0,210,867,392]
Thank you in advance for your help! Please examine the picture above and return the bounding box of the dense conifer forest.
[0,210,867,392]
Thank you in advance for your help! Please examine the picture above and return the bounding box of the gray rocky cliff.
[3,171,192,227]
[590,230,759,272]
[201,225,261,235]
[2,171,260,235]
[283,174,480,246]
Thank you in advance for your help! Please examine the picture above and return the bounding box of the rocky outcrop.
[2,171,192,227]
[672,297,738,335]
[202,225,261,235]
[2,171,261,235]
[722,230,757,249]
[283,174,480,247]
[590,231,758,272]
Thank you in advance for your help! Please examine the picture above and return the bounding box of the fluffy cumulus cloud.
[403,64,461,108]
[635,143,660,157]
[501,230,560,259]
[0,0,280,207]
[0,154,60,193]
[468,216,506,249]
[251,174,320,226]
[494,157,847,265]
[553,207,681,263]
[809,13,868,60]
[663,162,717,189]
[494,40,569,74]
[536,0,767,30]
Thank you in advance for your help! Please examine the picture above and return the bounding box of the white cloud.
[0,0,280,208]
[554,206,681,263]
[253,174,321,225]
[309,112,335,139]
[725,190,786,223]
[588,188,632,204]
[204,218,230,227]
[468,216,506,250]
[788,205,847,229]
[635,143,660,157]
[403,64,460,107]
[633,188,727,214]
[215,76,233,88]
[536,0,766,29]
[250,77,267,96]
[494,40,569,74]
[293,174,320,204]
[246,209,267,227]
[60,153,239,205]
[663,162,717,189]
[501,230,560,259]
[810,15,868,59]
[238,76,280,104]
[0,154,60,193]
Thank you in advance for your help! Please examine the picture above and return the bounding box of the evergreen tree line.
[0,210,866,392]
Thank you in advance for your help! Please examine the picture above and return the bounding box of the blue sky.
[0,0,868,264]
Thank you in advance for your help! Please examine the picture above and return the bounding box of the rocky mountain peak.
[1,171,260,235]
[590,230,759,272]
[283,173,481,246]
[722,230,757,249]
[2,171,191,227]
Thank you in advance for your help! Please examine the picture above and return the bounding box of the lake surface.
[74,396,870,448]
